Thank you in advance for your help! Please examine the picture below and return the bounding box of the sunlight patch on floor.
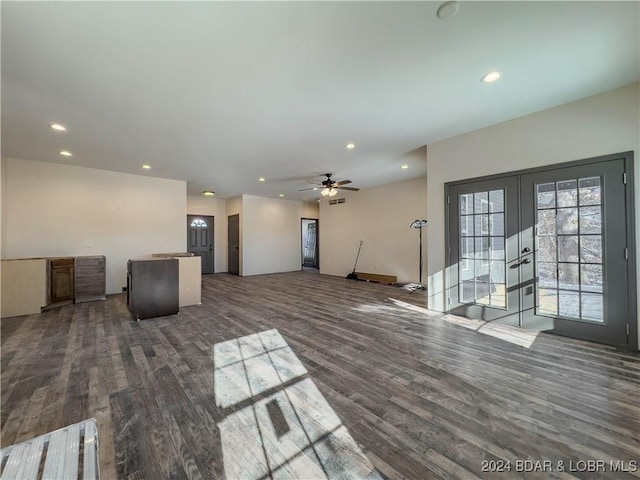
[214,329,382,480]
[388,298,540,348]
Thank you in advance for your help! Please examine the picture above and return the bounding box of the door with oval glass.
[446,152,635,348]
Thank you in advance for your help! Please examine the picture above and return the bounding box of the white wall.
[1,157,7,257]
[226,196,243,275]
[3,158,186,294]
[301,202,320,219]
[319,176,428,283]
[242,195,318,276]
[187,195,228,273]
[426,83,640,344]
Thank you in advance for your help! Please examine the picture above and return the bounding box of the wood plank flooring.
[2,271,639,479]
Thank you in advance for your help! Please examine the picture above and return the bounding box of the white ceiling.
[2,1,638,200]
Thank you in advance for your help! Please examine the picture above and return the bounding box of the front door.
[446,152,635,349]
[187,215,214,274]
[228,214,240,275]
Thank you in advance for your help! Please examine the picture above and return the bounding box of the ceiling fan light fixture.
[329,187,338,197]
[321,187,330,196]
[481,71,501,83]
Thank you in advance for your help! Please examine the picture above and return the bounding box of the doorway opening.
[187,215,214,274]
[301,218,319,270]
[228,214,240,275]
[445,152,636,349]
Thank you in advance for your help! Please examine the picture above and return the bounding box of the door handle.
[510,258,532,269]
[522,247,531,254]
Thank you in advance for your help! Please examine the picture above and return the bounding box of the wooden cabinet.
[75,255,106,303]
[47,258,75,305]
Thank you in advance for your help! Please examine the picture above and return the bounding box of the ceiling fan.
[298,173,360,197]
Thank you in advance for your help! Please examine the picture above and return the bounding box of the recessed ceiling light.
[481,71,501,83]
[50,123,67,131]
[346,143,355,149]
[203,191,215,197]
[59,150,72,157]
[279,194,284,197]
[401,164,409,169]
[259,177,266,182]
[313,187,318,191]
[141,164,151,170]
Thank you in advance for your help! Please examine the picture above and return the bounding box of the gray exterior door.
[520,157,630,347]
[446,152,635,349]
[448,176,521,325]
[228,214,240,275]
[187,215,214,274]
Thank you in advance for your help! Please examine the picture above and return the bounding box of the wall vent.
[328,198,346,205]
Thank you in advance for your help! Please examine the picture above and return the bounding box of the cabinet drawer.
[75,256,104,267]
[75,275,105,296]
[75,265,105,275]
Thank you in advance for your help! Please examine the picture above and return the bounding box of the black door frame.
[301,218,319,269]
[444,151,637,350]
[228,214,240,275]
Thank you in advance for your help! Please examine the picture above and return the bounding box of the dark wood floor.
[2,272,639,479]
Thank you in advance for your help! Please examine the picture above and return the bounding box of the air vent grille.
[328,198,346,205]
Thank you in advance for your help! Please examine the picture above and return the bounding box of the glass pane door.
[448,176,520,325]
[446,153,633,349]
[520,158,629,346]
[534,178,603,321]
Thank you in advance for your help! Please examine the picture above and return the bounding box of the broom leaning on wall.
[346,240,363,280]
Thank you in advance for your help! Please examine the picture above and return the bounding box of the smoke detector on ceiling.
[437,1,460,20]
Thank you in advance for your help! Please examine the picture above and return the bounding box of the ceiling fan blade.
[336,186,359,191]
[298,187,318,191]
[334,180,352,186]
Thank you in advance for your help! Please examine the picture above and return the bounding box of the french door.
[446,152,635,349]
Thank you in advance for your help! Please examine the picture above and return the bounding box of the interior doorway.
[228,214,240,275]
[301,218,319,269]
[187,215,214,274]
[445,152,636,349]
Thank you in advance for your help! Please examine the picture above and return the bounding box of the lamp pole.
[409,220,428,292]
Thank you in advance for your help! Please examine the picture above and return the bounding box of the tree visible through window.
[458,189,506,307]
[535,177,603,322]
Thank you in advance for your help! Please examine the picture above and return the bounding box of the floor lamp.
[409,220,428,292]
